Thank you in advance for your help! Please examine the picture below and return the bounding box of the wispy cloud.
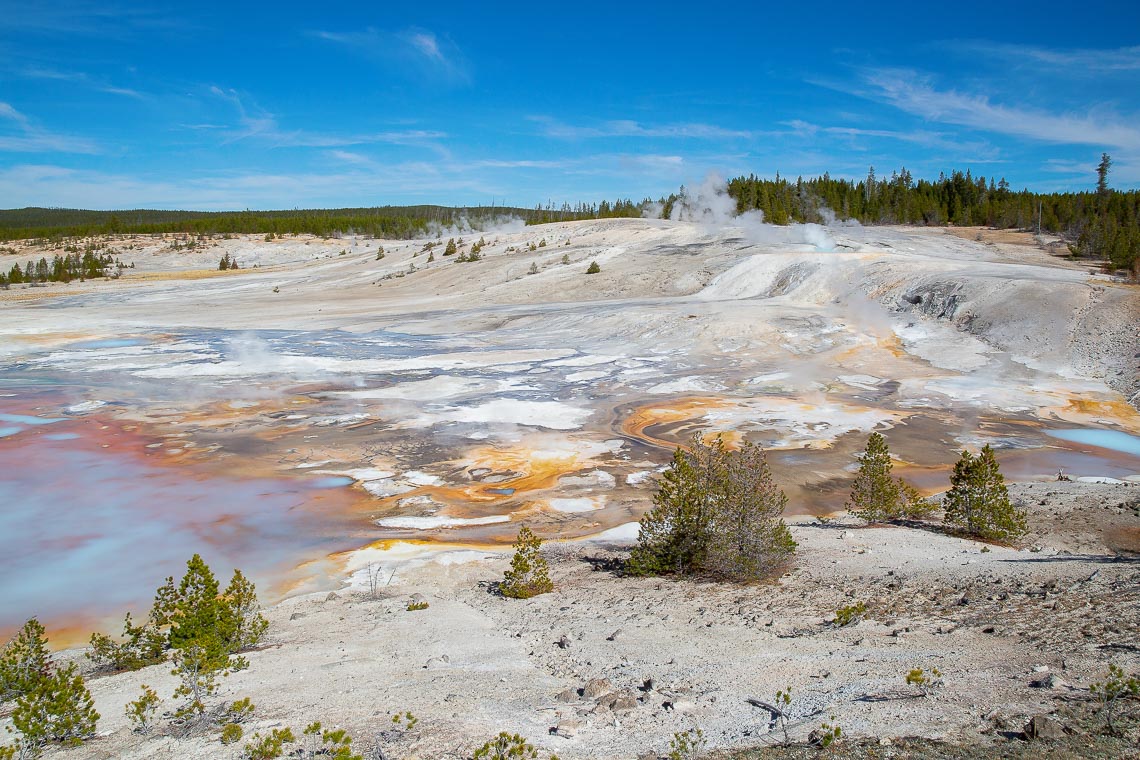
[21,67,145,99]
[0,101,100,154]
[314,27,470,84]
[952,41,1140,73]
[207,86,448,153]
[532,116,752,140]
[0,3,186,37]
[786,119,1001,160]
[856,68,1140,151]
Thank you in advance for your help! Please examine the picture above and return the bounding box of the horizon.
[2,2,1139,210]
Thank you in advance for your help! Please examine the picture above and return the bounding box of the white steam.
[669,173,839,252]
[426,214,528,239]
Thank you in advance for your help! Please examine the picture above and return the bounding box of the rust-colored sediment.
[370,443,607,516]
[618,396,733,449]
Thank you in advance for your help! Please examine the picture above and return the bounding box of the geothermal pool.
[2,320,1138,641]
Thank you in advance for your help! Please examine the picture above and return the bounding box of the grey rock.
[610,692,639,712]
[553,719,580,738]
[582,678,612,699]
[324,592,339,602]
[1024,714,1065,740]
[289,612,306,620]
[1030,674,1068,690]
[555,688,579,703]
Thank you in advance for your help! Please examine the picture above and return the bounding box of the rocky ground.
[37,480,1140,760]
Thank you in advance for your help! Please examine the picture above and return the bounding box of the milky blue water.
[0,413,62,425]
[1046,428,1140,458]
[310,475,355,488]
[0,431,359,637]
[68,338,147,349]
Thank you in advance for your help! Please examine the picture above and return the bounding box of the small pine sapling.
[833,601,867,627]
[586,260,601,274]
[500,527,554,599]
[125,684,160,734]
[774,687,792,745]
[243,727,296,760]
[906,667,944,696]
[303,722,363,760]
[226,697,256,724]
[668,727,705,760]
[1089,663,1139,734]
[472,732,538,759]
[811,716,842,748]
[221,722,244,745]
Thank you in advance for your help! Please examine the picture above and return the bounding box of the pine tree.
[10,663,99,748]
[0,619,51,702]
[443,238,457,256]
[1097,153,1112,197]
[846,432,935,522]
[705,440,796,580]
[168,554,226,664]
[627,446,709,576]
[629,436,795,580]
[1,621,99,756]
[219,569,269,653]
[943,445,1027,542]
[500,526,553,599]
[586,260,601,274]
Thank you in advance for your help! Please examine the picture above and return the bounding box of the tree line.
[1,251,124,287]
[714,155,1137,273]
[0,201,638,243]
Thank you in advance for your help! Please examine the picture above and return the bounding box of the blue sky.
[2,1,1139,210]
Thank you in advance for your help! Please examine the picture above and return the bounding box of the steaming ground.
[1,218,1139,755]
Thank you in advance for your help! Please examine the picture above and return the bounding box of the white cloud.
[532,116,752,140]
[0,101,100,154]
[20,67,144,99]
[956,41,1140,73]
[315,27,470,84]
[206,86,448,153]
[785,120,1000,160]
[407,32,442,60]
[860,68,1140,151]
[0,102,31,127]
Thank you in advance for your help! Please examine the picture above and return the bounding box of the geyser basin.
[1,220,1137,641]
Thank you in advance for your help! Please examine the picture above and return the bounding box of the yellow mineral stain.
[1047,397,1140,434]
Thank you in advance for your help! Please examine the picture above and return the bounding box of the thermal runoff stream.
[1,219,1137,641]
